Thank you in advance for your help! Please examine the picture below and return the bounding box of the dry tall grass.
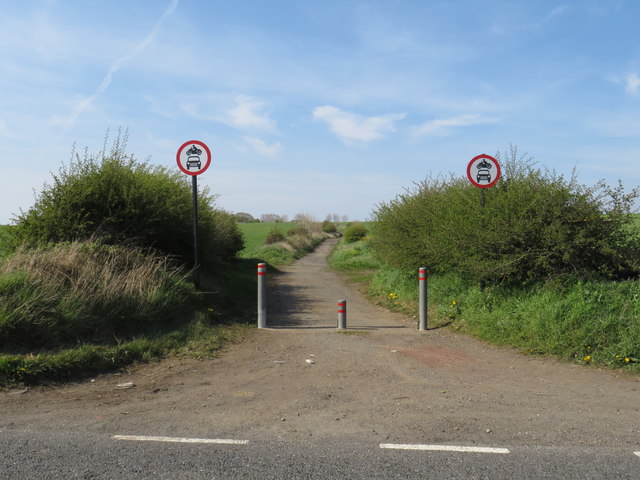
[0,240,196,349]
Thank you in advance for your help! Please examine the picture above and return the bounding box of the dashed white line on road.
[634,452,640,458]
[112,435,249,445]
[380,443,510,454]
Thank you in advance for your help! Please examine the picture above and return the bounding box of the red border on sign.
[467,154,501,189]
[176,140,212,176]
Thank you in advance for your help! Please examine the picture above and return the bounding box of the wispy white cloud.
[411,114,500,137]
[230,96,278,133]
[51,0,179,128]
[244,136,282,156]
[181,94,278,134]
[313,106,405,143]
[50,95,98,128]
[625,73,640,97]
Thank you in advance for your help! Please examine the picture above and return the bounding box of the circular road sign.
[467,154,501,189]
[176,140,212,176]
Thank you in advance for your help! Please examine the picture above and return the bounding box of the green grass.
[430,274,640,371]
[329,236,640,373]
[327,237,379,272]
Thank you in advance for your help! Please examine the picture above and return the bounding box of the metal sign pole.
[192,175,200,289]
[176,140,211,292]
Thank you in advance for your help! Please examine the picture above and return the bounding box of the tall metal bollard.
[419,267,428,331]
[257,263,267,329]
[337,299,347,330]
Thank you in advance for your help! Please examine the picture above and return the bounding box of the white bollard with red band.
[419,267,428,331]
[257,263,267,328]
[337,299,347,330]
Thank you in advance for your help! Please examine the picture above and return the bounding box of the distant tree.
[234,212,257,223]
[294,213,315,223]
[261,213,282,223]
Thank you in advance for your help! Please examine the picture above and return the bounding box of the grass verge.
[0,240,255,388]
[0,316,247,386]
[329,237,640,373]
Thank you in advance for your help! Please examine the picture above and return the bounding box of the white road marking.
[112,435,249,445]
[634,452,640,458]
[380,443,510,454]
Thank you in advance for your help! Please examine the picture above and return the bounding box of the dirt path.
[2,239,639,449]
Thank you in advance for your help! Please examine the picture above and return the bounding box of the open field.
[237,221,330,266]
[237,221,371,255]
[237,222,296,254]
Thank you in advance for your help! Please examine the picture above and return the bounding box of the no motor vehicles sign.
[176,140,212,176]
[467,154,501,189]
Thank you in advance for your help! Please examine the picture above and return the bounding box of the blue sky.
[1,0,639,223]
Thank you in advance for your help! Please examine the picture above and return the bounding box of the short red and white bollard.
[419,267,428,331]
[257,263,267,328]
[337,299,347,330]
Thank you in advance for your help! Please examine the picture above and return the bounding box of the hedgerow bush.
[265,228,286,245]
[372,147,640,286]
[287,225,309,237]
[13,135,243,267]
[322,221,337,233]
[344,223,368,243]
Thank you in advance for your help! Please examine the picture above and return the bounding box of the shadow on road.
[267,282,319,328]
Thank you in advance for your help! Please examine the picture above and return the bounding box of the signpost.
[468,153,500,289]
[177,140,212,289]
[467,153,501,207]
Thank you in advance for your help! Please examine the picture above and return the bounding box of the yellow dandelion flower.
[625,357,631,362]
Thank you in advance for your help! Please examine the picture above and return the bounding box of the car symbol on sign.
[477,169,491,183]
[186,155,201,170]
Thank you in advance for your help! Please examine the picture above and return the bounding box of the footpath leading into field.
[1,239,640,451]
[266,239,409,330]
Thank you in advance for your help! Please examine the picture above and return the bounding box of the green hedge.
[13,139,243,267]
[372,147,640,286]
